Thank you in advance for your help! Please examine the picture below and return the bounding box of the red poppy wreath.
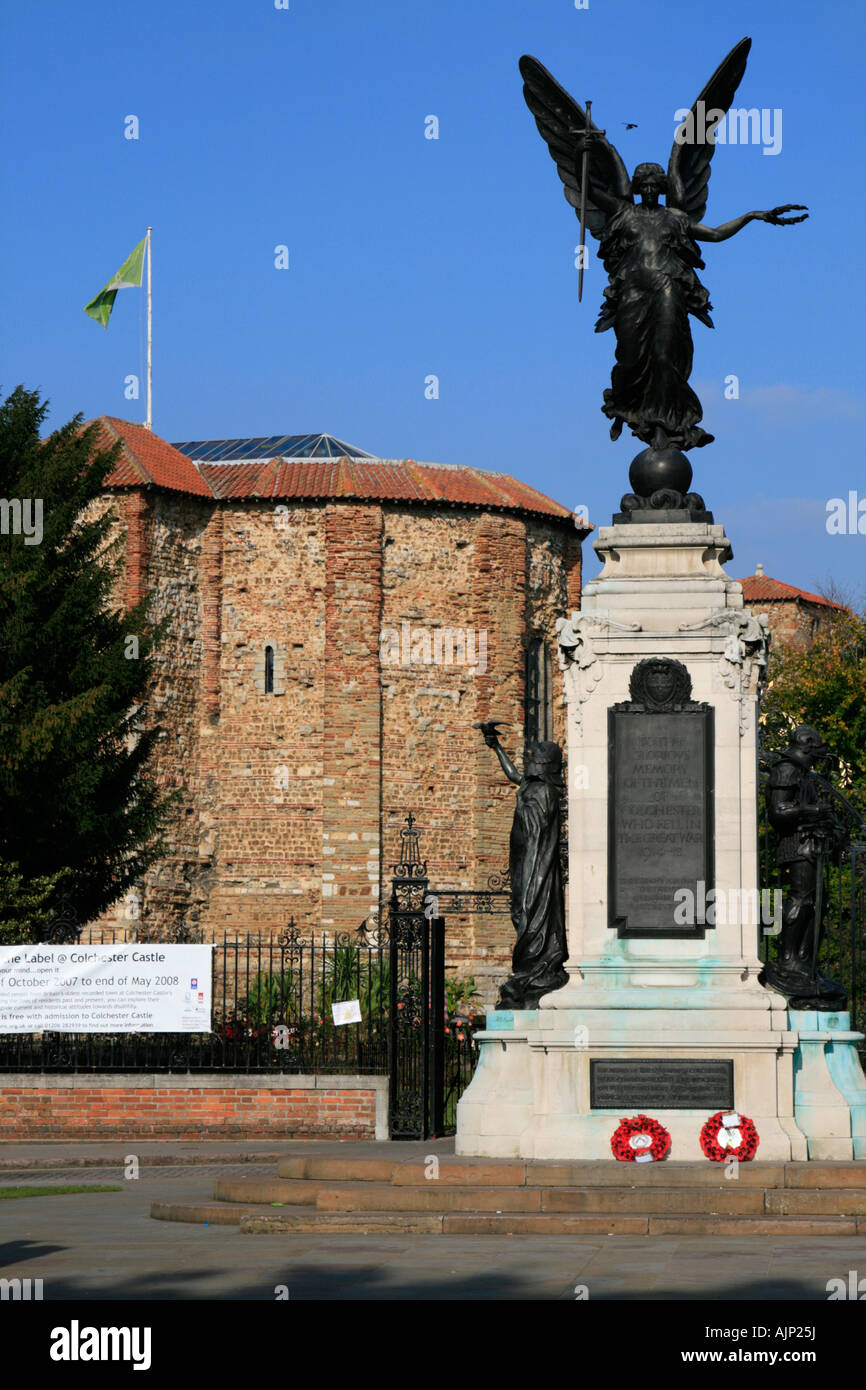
[611,1114,671,1162]
[699,1111,759,1162]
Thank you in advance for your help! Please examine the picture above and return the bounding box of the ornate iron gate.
[385,804,568,1137]
[387,815,446,1138]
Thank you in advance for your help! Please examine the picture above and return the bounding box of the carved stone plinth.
[457,520,864,1160]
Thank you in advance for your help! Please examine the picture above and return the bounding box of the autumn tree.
[760,602,866,817]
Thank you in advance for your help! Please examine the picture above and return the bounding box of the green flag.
[83,236,146,328]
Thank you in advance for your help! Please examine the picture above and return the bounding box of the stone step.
[537,1161,866,1189]
[278,1157,400,1183]
[241,1209,453,1235]
[642,1215,863,1237]
[275,1156,866,1189]
[213,1177,322,1206]
[783,1164,866,1189]
[202,1174,866,1218]
[765,1189,866,1216]
[312,1182,770,1215]
[151,1201,262,1225]
[542,1187,766,1215]
[237,1210,865,1237]
[315,1182,542,1213]
[148,1157,866,1232]
[276,1157,520,1185]
[151,1191,866,1232]
[525,1162,782,1188]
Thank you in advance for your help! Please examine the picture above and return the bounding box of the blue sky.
[1,0,864,592]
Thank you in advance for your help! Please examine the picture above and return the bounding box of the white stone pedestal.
[457,518,862,1161]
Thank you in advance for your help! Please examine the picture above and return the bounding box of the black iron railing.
[0,819,492,1128]
[0,924,391,1074]
[0,917,483,1100]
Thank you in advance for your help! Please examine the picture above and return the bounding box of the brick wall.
[92,488,583,993]
[201,501,326,937]
[322,504,384,936]
[746,598,834,653]
[141,494,211,927]
[0,1074,387,1140]
[122,490,150,609]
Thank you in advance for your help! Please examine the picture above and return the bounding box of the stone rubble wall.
[91,488,584,1000]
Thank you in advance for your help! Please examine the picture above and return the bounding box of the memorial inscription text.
[609,708,713,937]
[590,1058,734,1111]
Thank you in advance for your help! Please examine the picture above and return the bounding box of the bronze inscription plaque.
[590,1058,734,1110]
[608,708,714,937]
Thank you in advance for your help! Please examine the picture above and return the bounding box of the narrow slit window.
[524,637,552,745]
[264,645,275,694]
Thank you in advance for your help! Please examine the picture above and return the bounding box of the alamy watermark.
[50,1323,151,1370]
[0,498,42,545]
[826,1270,865,1300]
[826,492,866,535]
[674,880,782,933]
[674,103,782,156]
[380,623,487,675]
[1,1277,43,1300]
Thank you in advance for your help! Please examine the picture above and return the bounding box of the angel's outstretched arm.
[692,204,808,241]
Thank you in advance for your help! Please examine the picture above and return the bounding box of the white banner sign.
[0,945,214,1033]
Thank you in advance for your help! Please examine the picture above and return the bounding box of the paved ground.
[1,1141,865,1300]
[0,1138,387,1169]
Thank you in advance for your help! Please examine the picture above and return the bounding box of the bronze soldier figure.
[759,725,848,1009]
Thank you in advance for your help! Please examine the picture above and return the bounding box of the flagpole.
[145,226,152,431]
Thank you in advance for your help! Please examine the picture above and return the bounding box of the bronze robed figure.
[478,723,568,1009]
[519,38,807,512]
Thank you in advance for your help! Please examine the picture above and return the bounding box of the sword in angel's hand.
[577,100,604,303]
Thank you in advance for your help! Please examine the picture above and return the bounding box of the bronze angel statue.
[520,38,807,481]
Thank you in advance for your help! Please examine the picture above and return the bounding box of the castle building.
[88,418,839,991]
[91,418,588,995]
[738,563,844,650]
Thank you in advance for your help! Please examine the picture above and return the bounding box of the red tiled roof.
[95,417,212,497]
[739,574,842,609]
[93,418,583,525]
[196,458,575,520]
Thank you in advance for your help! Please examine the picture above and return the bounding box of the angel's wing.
[667,37,752,223]
[519,55,631,239]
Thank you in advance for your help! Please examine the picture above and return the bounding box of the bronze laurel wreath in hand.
[759,203,808,225]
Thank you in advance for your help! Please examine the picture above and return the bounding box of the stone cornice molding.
[556,611,642,735]
[678,610,770,734]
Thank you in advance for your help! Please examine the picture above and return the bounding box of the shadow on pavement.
[20,1265,826,1302]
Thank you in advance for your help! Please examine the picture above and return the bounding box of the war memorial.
[456,38,866,1164]
[2,17,865,1335]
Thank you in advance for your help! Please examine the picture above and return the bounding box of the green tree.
[0,386,170,940]
[0,863,66,944]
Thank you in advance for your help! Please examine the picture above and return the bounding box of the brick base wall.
[0,1074,387,1141]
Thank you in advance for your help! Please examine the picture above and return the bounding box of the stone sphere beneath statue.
[629,447,693,500]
